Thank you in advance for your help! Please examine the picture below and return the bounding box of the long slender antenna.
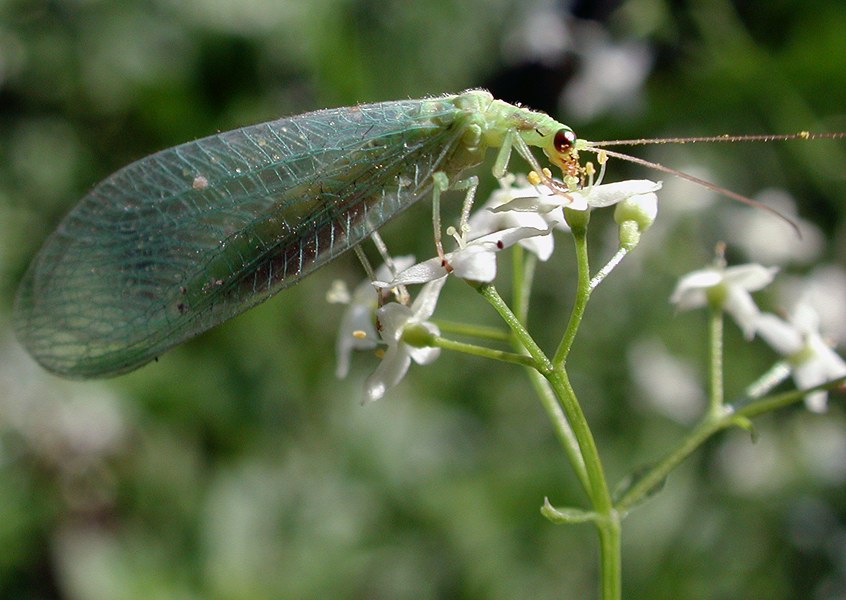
[581,146,801,236]
[588,131,846,147]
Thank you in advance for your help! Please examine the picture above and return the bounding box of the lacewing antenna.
[581,131,846,236]
[588,131,846,147]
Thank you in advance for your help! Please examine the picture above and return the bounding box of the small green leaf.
[540,498,599,525]
[730,415,758,441]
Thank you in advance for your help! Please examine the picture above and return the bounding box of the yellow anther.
[527,170,542,186]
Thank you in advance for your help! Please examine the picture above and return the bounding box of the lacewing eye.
[554,128,577,153]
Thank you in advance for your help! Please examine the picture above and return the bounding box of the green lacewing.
[14,89,583,378]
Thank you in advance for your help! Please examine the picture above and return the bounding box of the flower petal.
[335,302,378,378]
[723,264,778,291]
[451,243,498,282]
[378,303,414,342]
[755,313,803,355]
[574,179,662,208]
[375,258,448,287]
[410,276,447,321]
[364,344,412,402]
[723,285,761,339]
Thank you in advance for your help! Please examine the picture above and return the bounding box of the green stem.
[545,369,620,600]
[617,304,728,514]
[616,377,846,514]
[527,369,591,494]
[479,283,620,599]
[598,515,622,600]
[615,413,725,514]
[708,307,724,414]
[510,246,591,493]
[553,225,590,368]
[478,284,552,371]
[435,320,511,342]
[512,244,538,325]
[429,334,539,368]
[736,375,846,418]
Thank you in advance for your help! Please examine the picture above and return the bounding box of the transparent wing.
[14,96,479,378]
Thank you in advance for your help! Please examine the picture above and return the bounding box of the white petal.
[408,344,441,365]
[802,390,829,413]
[671,287,708,310]
[492,224,555,248]
[364,345,412,402]
[807,336,846,379]
[520,233,555,261]
[410,276,447,321]
[723,264,778,291]
[376,258,448,287]
[794,358,835,413]
[723,286,761,340]
[377,303,414,342]
[755,313,803,355]
[632,192,659,221]
[576,180,662,208]
[335,303,378,378]
[373,255,417,283]
[792,301,822,335]
[674,269,723,292]
[452,244,498,282]
[615,192,659,229]
[491,196,553,213]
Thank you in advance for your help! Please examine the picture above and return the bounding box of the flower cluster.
[671,261,846,412]
[331,166,845,413]
[333,174,661,401]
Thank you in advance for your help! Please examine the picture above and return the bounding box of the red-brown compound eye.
[553,128,577,153]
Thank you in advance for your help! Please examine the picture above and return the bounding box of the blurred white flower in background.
[724,188,824,265]
[627,338,705,423]
[777,264,846,346]
[561,29,653,121]
[0,334,126,463]
[756,301,846,412]
[671,263,778,339]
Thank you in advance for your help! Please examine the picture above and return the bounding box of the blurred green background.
[2,0,846,598]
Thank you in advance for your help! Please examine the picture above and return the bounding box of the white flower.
[331,256,415,379]
[756,302,846,412]
[562,37,653,121]
[724,188,824,265]
[376,225,553,287]
[468,177,558,261]
[495,178,660,214]
[365,276,447,402]
[670,263,778,339]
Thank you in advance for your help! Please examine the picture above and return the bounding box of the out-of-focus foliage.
[1,0,845,598]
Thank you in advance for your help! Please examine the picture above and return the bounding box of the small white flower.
[567,179,662,212]
[331,256,415,379]
[670,263,778,339]
[756,302,846,412]
[365,276,447,402]
[495,178,660,213]
[493,179,661,236]
[469,176,558,261]
[376,225,553,287]
[724,188,824,266]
